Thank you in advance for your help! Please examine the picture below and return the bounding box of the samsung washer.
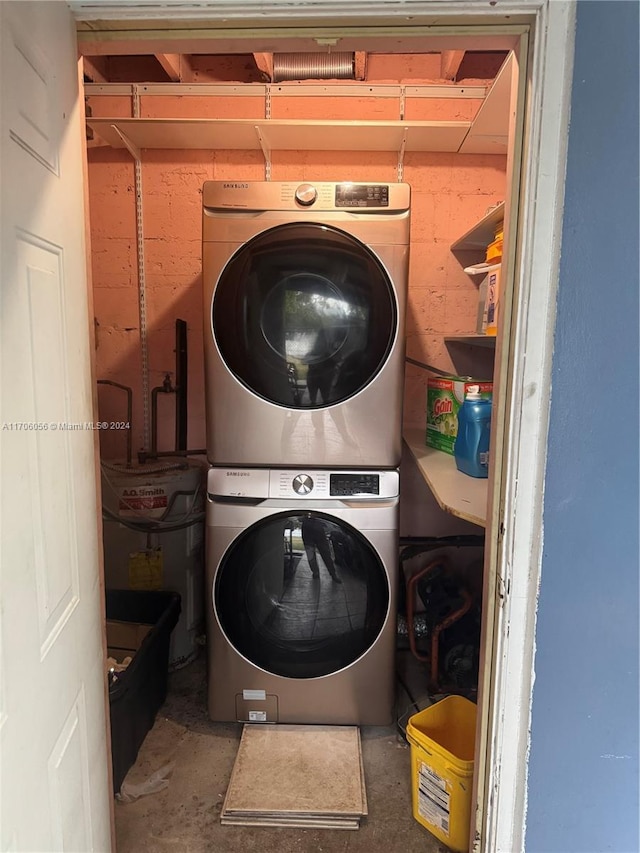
[202,181,410,468]
[206,466,399,725]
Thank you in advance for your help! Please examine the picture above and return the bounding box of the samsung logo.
[223,182,249,190]
[226,471,250,477]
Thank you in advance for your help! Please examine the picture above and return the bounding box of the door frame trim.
[481,2,576,849]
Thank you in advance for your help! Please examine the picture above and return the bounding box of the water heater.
[101,458,206,668]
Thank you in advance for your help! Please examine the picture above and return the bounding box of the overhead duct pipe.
[272,52,355,82]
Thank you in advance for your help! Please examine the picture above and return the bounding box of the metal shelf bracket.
[111,124,140,161]
[255,125,272,181]
[397,127,408,182]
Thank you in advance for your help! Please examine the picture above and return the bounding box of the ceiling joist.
[155,53,182,81]
[441,50,465,81]
[154,53,195,82]
[253,52,274,82]
[354,51,367,80]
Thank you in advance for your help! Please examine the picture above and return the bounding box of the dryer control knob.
[295,183,318,206]
[292,474,314,494]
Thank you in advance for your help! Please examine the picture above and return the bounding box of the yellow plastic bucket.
[406,696,477,852]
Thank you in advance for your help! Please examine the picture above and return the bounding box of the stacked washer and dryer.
[202,181,410,725]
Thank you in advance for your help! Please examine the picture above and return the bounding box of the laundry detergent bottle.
[454,385,492,478]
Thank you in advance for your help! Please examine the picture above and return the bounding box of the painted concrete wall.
[87,80,505,460]
[526,2,639,850]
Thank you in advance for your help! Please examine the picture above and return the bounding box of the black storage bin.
[106,589,181,794]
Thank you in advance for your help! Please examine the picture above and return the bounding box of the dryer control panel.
[202,180,410,213]
[208,467,399,499]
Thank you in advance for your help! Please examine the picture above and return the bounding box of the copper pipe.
[406,556,474,693]
[406,557,451,664]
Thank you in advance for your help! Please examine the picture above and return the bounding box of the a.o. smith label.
[118,486,168,518]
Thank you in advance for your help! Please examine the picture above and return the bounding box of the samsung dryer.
[206,466,399,725]
[202,181,410,468]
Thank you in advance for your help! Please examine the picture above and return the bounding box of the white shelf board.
[87,118,263,150]
[402,122,470,152]
[403,427,487,528]
[461,134,509,155]
[87,117,471,153]
[459,51,513,156]
[450,201,505,252]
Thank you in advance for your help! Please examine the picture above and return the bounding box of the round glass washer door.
[214,511,390,679]
[212,223,397,409]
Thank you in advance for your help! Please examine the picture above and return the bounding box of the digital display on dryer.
[330,473,380,496]
[335,184,389,207]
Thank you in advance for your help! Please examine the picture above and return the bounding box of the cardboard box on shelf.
[426,376,493,455]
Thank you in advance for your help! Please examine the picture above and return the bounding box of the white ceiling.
[68,1,452,19]
[68,0,535,21]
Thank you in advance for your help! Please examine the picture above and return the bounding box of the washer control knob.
[295,183,318,206]
[292,474,314,495]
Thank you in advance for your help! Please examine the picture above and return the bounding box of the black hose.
[156,487,201,522]
[175,319,188,452]
[396,671,421,715]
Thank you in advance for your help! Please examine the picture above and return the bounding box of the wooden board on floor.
[221,815,361,829]
[221,724,367,827]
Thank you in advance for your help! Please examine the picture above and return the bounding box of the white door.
[0,2,112,851]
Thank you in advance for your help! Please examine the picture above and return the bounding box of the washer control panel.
[208,468,399,499]
[269,470,398,500]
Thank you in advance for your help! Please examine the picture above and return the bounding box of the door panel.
[214,511,389,678]
[213,223,396,408]
[0,3,111,850]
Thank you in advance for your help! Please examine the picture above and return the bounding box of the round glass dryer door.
[214,512,389,679]
[212,223,397,408]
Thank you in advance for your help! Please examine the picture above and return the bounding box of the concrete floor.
[114,651,447,853]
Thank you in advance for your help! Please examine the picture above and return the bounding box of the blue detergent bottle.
[454,385,492,478]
